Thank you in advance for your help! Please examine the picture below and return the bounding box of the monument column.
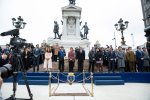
[47,3,90,59]
[62,16,67,36]
[76,17,80,37]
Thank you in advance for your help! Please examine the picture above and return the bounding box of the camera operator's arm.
[0,76,3,100]
[0,76,3,88]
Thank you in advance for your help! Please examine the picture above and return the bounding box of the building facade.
[141,0,150,55]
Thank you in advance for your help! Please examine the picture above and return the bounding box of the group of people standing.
[0,44,42,72]
[43,44,86,72]
[88,45,150,73]
[0,43,150,73]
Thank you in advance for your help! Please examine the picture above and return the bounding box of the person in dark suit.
[58,46,66,72]
[95,48,104,72]
[88,47,96,72]
[32,44,41,72]
[108,48,116,72]
[136,46,144,72]
[76,47,85,72]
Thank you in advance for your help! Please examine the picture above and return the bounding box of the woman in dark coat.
[142,47,150,72]
[95,48,103,72]
[22,47,31,71]
[88,47,96,72]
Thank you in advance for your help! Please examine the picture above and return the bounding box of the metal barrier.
[49,70,94,97]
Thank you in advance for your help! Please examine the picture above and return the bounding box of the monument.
[47,1,90,59]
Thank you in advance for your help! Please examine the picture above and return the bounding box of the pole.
[58,70,60,84]
[49,72,52,97]
[91,72,94,97]
[114,31,117,49]
[131,33,135,48]
[83,70,85,85]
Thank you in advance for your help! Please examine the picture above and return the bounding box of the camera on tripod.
[1,29,28,48]
[0,16,33,100]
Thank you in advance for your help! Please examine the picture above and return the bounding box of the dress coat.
[143,51,150,67]
[43,52,52,68]
[117,51,125,68]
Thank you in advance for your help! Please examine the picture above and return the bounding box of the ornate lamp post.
[114,18,129,46]
[112,32,117,49]
[131,33,135,48]
[12,16,26,29]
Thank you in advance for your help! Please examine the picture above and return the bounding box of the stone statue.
[69,0,76,5]
[81,22,89,39]
[53,21,60,39]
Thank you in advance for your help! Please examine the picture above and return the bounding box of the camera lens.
[0,64,12,79]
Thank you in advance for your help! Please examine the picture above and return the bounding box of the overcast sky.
[0,0,146,48]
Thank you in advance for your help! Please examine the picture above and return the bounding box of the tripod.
[6,48,33,100]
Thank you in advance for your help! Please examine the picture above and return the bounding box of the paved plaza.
[1,83,150,100]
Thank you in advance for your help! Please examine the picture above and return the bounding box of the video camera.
[0,29,29,48]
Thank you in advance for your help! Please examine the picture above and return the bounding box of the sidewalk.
[1,83,150,100]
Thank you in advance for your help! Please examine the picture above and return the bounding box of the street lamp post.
[131,33,135,48]
[112,31,117,49]
[114,18,129,46]
[12,16,26,29]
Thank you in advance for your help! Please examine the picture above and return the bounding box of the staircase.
[18,72,49,85]
[94,75,125,85]
[5,72,150,85]
[18,72,125,85]
[18,72,91,85]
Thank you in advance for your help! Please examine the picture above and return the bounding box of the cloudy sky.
[0,0,146,48]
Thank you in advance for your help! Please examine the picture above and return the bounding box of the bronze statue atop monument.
[69,0,76,5]
[81,22,89,40]
[53,21,60,39]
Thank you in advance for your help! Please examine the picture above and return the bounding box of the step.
[18,80,49,85]
[94,80,125,85]
[94,76,122,80]
[26,76,49,80]
[26,72,49,76]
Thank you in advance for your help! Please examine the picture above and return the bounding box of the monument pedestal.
[47,37,90,59]
[47,4,90,59]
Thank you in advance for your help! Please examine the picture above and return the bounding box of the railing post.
[83,70,85,85]
[91,72,94,97]
[58,70,60,84]
[49,72,52,97]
